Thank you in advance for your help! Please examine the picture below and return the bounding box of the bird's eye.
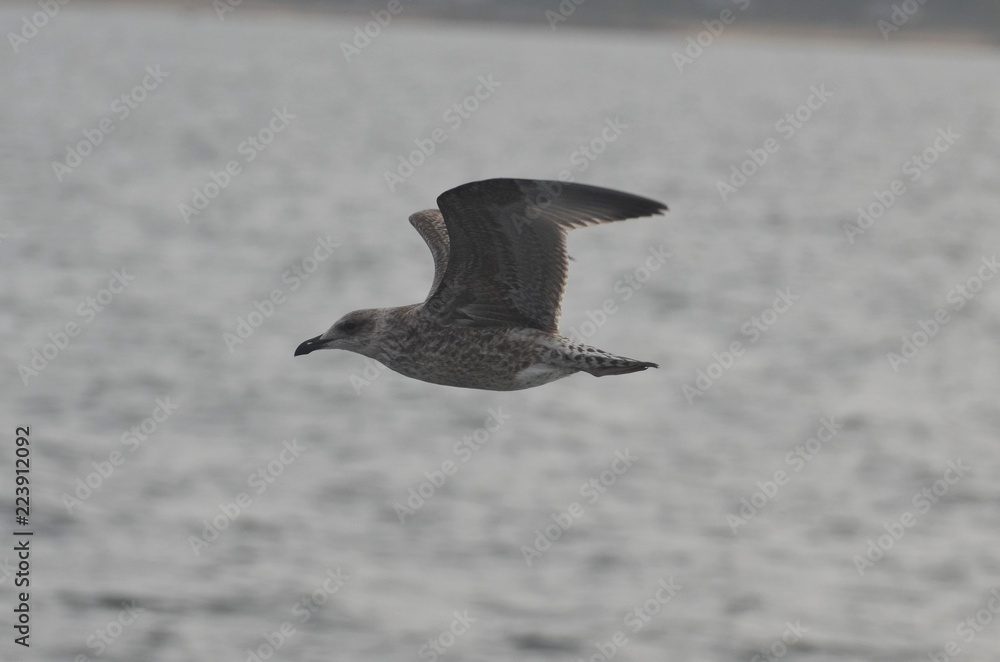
[341,321,359,333]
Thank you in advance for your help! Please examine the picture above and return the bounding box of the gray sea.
[3,4,1000,661]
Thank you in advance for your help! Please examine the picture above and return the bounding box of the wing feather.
[421,179,666,332]
[408,209,450,301]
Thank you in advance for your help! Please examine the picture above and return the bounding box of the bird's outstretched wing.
[419,178,666,333]
[408,209,450,300]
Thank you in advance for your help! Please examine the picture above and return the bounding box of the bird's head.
[294,308,383,358]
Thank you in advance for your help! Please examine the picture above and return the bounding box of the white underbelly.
[514,363,575,388]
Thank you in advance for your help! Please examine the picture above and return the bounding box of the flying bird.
[295,178,667,390]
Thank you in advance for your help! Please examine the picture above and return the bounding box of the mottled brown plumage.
[295,179,667,391]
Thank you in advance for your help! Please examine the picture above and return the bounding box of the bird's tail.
[579,353,659,377]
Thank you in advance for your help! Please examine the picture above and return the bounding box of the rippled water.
[3,5,1000,661]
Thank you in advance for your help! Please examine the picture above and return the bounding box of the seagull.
[295,178,667,390]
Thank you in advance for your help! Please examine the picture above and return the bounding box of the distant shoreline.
[78,0,1000,50]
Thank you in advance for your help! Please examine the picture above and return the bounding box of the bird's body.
[296,178,667,391]
[324,304,657,390]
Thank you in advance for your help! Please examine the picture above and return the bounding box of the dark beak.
[294,335,326,356]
